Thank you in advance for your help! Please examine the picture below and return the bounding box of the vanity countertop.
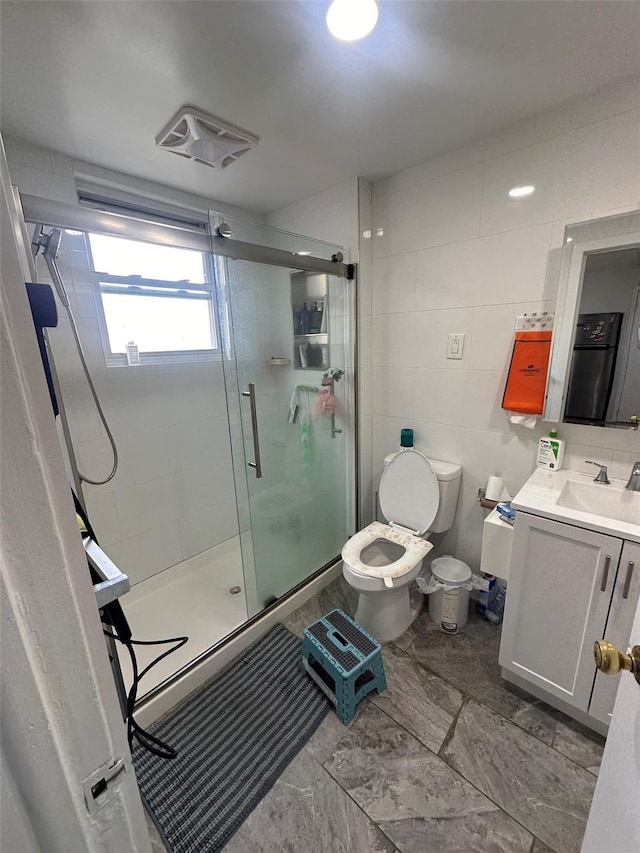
[512,467,640,543]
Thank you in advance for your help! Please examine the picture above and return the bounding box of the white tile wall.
[107,521,184,587]
[178,501,240,558]
[372,312,434,368]
[413,164,484,249]
[372,251,416,315]
[164,415,231,473]
[412,224,554,311]
[368,77,640,566]
[611,450,640,481]
[480,110,640,236]
[107,429,170,487]
[414,369,467,426]
[470,301,555,372]
[7,163,78,204]
[115,475,180,540]
[267,179,359,260]
[83,490,121,547]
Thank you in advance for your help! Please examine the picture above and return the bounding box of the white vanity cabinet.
[499,513,640,728]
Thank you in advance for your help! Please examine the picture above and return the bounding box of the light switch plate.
[447,332,465,359]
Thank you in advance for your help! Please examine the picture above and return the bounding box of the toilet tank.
[425,457,462,533]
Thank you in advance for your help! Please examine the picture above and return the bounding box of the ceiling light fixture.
[326,0,379,41]
[508,185,535,199]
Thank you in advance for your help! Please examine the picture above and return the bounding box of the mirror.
[544,211,640,429]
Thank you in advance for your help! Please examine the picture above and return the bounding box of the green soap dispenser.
[537,428,565,471]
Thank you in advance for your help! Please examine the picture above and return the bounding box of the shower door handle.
[242,383,262,478]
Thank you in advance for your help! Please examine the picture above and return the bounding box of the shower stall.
[21,194,356,703]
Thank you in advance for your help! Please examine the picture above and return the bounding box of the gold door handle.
[594,640,640,685]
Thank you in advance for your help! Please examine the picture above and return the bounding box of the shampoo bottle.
[300,303,311,335]
[537,429,565,471]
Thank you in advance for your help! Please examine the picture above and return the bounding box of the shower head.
[31,225,61,260]
[43,227,62,262]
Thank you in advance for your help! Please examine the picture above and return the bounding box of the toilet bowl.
[341,449,462,642]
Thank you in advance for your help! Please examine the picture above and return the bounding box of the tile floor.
[144,576,605,853]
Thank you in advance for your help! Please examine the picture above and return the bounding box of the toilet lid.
[379,449,439,535]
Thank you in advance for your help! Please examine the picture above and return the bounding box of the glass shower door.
[211,221,354,613]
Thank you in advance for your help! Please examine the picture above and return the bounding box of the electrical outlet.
[447,332,465,360]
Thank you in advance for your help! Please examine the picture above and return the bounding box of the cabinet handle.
[622,561,635,600]
[600,555,611,592]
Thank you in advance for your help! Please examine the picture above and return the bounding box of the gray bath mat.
[133,623,331,852]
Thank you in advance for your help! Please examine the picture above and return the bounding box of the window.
[87,233,218,365]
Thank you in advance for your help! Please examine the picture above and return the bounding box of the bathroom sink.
[512,468,640,542]
[555,480,640,526]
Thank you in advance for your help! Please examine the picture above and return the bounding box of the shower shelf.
[291,270,329,370]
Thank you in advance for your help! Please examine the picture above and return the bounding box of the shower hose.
[37,228,118,486]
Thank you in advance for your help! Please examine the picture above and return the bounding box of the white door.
[499,513,623,709]
[1,146,150,851]
[582,594,640,852]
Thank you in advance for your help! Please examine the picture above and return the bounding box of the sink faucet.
[626,461,640,492]
[585,461,610,484]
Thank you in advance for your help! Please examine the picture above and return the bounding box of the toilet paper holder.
[477,487,499,510]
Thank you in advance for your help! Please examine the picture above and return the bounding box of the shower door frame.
[20,195,355,281]
[20,192,359,704]
[209,215,358,616]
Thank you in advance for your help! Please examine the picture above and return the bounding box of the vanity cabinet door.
[499,513,623,710]
[589,539,640,726]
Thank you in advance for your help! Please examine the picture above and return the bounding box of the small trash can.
[427,556,472,634]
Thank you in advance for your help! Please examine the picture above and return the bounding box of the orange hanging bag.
[502,329,552,415]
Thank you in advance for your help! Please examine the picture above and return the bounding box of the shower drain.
[228,585,242,596]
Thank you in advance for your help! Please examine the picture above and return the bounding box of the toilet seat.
[341,521,433,588]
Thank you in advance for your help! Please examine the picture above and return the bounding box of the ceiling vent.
[155,106,259,169]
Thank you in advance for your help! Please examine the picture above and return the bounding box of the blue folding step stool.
[301,609,386,724]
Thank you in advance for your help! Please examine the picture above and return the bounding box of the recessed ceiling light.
[566,237,573,243]
[508,185,535,199]
[326,0,379,42]
[294,251,311,256]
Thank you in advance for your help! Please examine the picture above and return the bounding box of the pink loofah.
[316,387,340,416]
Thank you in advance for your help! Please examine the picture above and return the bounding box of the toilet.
[341,449,462,642]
